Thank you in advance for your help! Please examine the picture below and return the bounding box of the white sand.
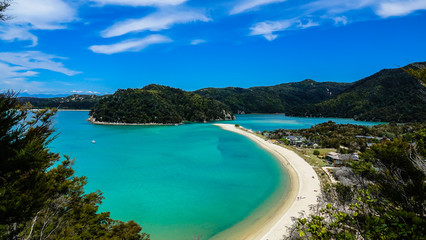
[214,124,321,240]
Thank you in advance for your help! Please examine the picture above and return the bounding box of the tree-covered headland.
[90,84,235,124]
[0,92,150,239]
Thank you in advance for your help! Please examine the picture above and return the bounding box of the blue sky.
[0,0,425,95]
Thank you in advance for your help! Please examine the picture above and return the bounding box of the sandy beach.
[213,124,321,240]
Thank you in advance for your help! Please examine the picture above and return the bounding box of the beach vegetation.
[0,91,150,239]
[288,130,426,239]
[268,121,426,153]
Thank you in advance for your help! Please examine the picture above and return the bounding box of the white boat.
[91,140,96,144]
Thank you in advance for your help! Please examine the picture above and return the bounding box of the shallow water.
[50,112,383,239]
[219,114,384,131]
[51,111,288,240]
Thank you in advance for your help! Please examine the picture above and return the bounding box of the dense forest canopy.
[90,84,235,124]
[285,62,426,122]
[194,80,351,114]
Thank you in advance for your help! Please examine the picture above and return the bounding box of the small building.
[285,136,307,147]
[326,152,358,166]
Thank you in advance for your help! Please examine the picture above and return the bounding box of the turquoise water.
[218,114,385,131]
[50,112,383,239]
[50,111,288,240]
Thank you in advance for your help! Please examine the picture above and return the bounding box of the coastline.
[87,116,182,126]
[212,124,321,240]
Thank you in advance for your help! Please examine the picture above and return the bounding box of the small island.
[89,84,235,125]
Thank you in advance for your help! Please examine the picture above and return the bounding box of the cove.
[50,111,289,240]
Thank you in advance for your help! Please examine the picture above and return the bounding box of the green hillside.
[286,62,426,122]
[20,94,105,109]
[90,84,234,124]
[195,80,351,114]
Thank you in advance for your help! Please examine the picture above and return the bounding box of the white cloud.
[101,9,211,38]
[71,90,100,94]
[0,51,80,93]
[191,39,206,45]
[305,0,426,18]
[376,0,426,18]
[333,16,348,25]
[90,0,186,7]
[0,26,38,46]
[0,62,38,79]
[0,0,77,46]
[250,20,293,40]
[250,18,318,41]
[231,0,287,15]
[89,34,172,54]
[7,0,77,30]
[0,51,81,76]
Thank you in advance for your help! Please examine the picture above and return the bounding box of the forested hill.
[285,62,426,122]
[194,80,351,114]
[89,84,235,124]
[20,94,105,109]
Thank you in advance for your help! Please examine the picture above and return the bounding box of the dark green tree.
[292,136,425,239]
[0,0,11,21]
[0,92,150,239]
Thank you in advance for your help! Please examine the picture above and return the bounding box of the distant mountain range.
[20,62,426,123]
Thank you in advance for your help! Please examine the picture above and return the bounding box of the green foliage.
[313,150,320,155]
[235,124,240,127]
[90,85,234,124]
[0,0,10,21]
[268,121,426,152]
[288,62,426,122]
[0,92,150,239]
[403,64,426,86]
[195,79,350,114]
[280,138,290,145]
[294,136,426,239]
[21,94,105,110]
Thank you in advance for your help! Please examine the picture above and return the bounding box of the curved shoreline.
[213,124,321,240]
[87,116,182,126]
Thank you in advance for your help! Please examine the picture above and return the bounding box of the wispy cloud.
[250,18,319,40]
[0,0,77,46]
[231,0,287,15]
[90,0,187,7]
[71,90,101,94]
[0,51,81,76]
[376,0,426,18]
[333,16,348,25]
[305,0,426,18]
[7,0,77,30]
[249,0,426,41]
[191,39,206,45]
[0,25,38,46]
[0,51,80,93]
[89,34,172,54]
[101,9,211,38]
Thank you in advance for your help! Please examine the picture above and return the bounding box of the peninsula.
[89,84,235,124]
